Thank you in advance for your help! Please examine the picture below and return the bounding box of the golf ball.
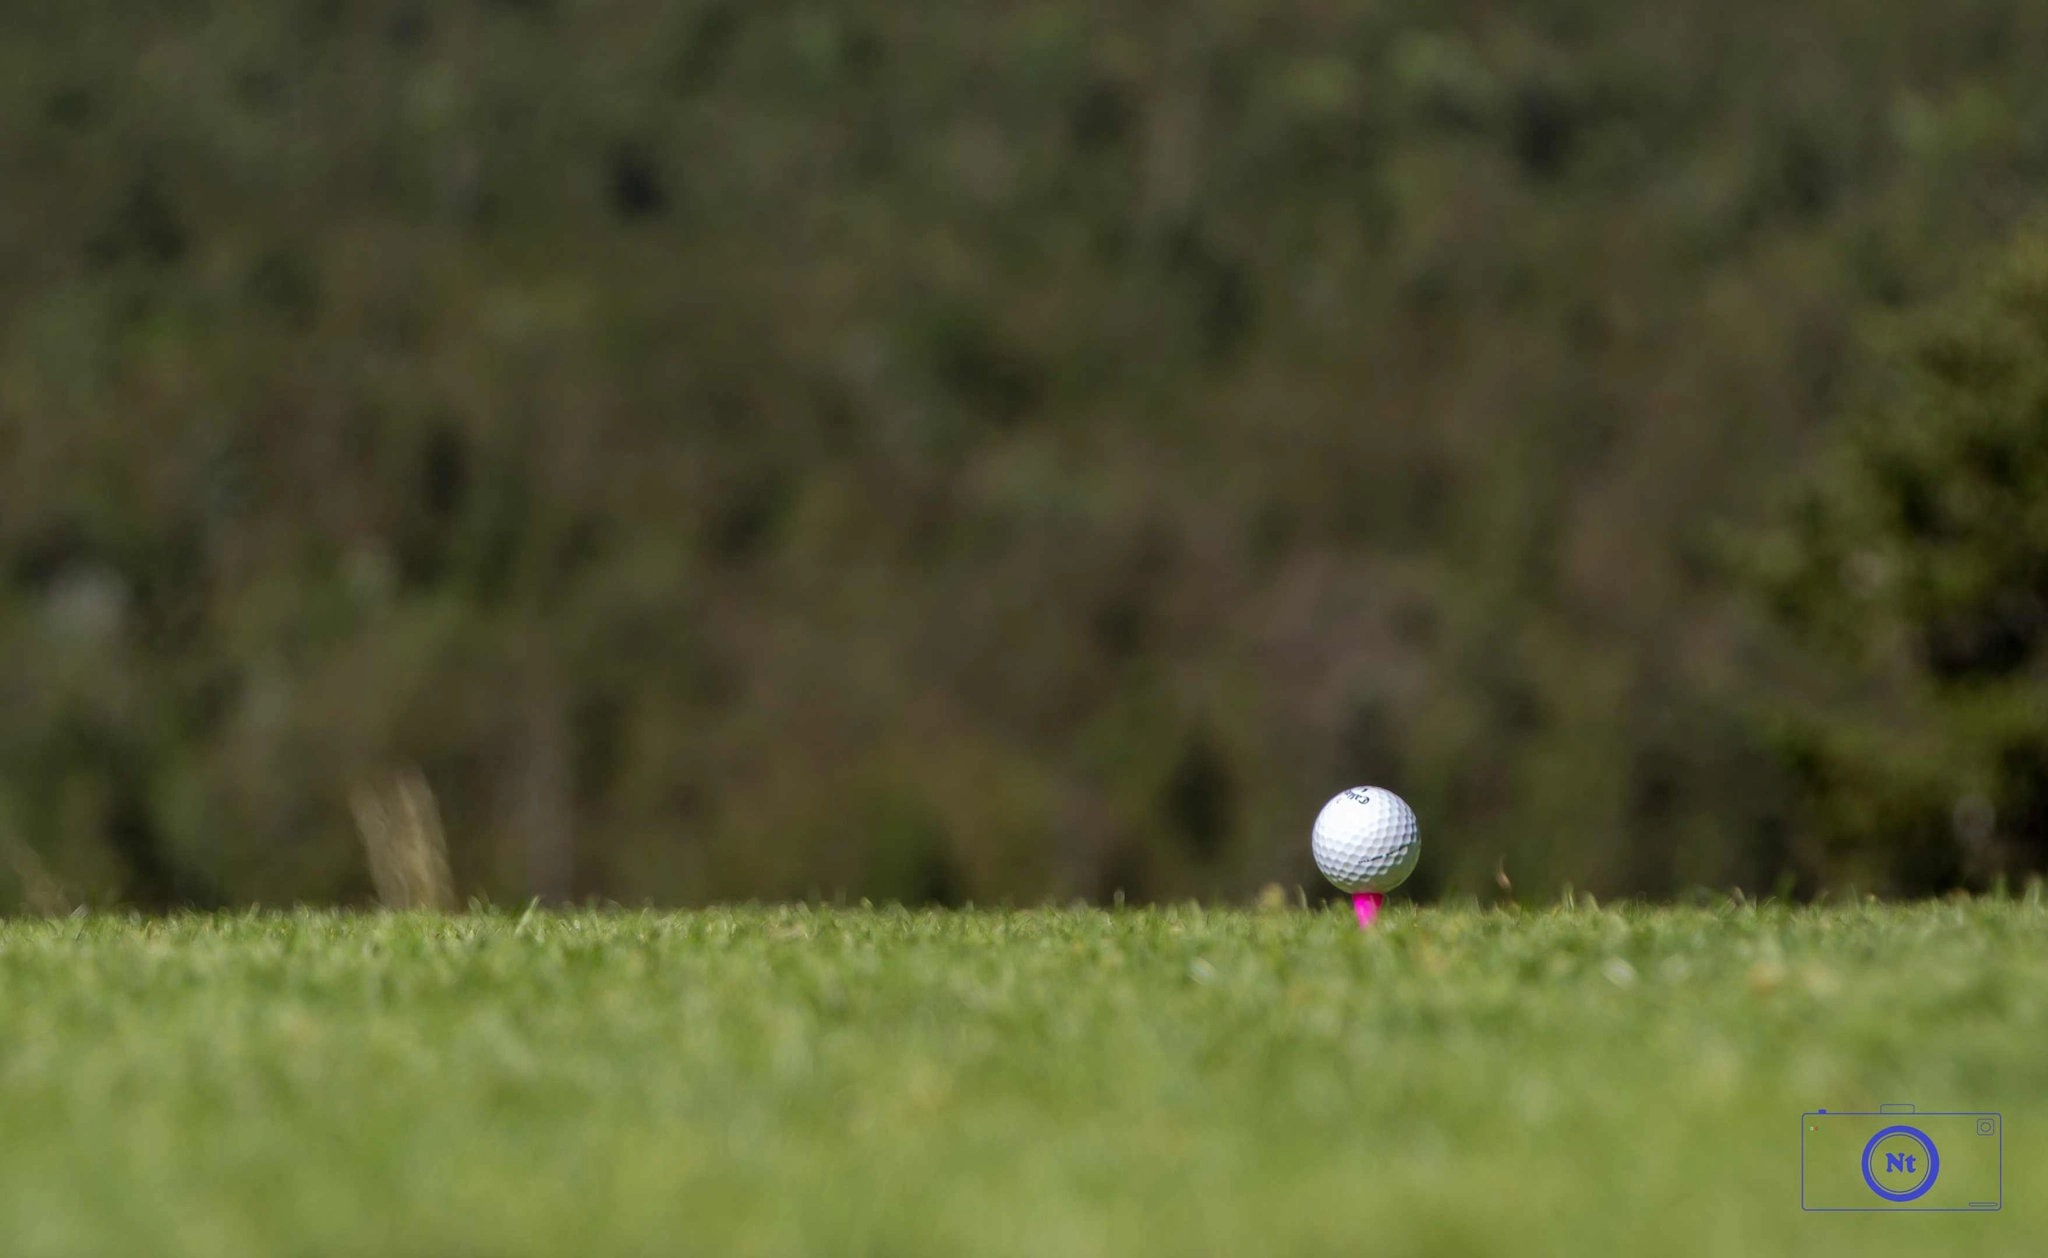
[1311,786,1420,893]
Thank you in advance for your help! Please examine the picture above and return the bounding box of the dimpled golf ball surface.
[1312,787,1420,893]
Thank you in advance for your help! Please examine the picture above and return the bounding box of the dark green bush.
[1750,236,2048,892]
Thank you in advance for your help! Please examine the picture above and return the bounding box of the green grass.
[0,901,2042,1256]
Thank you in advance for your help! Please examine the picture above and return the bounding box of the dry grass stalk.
[351,770,455,910]
[0,820,72,917]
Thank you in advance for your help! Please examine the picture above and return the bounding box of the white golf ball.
[1311,786,1420,893]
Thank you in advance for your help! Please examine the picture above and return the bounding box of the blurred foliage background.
[4,0,2048,910]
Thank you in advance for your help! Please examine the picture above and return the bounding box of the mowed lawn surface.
[0,903,2042,1257]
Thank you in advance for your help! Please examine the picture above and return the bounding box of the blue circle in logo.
[1861,1125,1939,1202]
